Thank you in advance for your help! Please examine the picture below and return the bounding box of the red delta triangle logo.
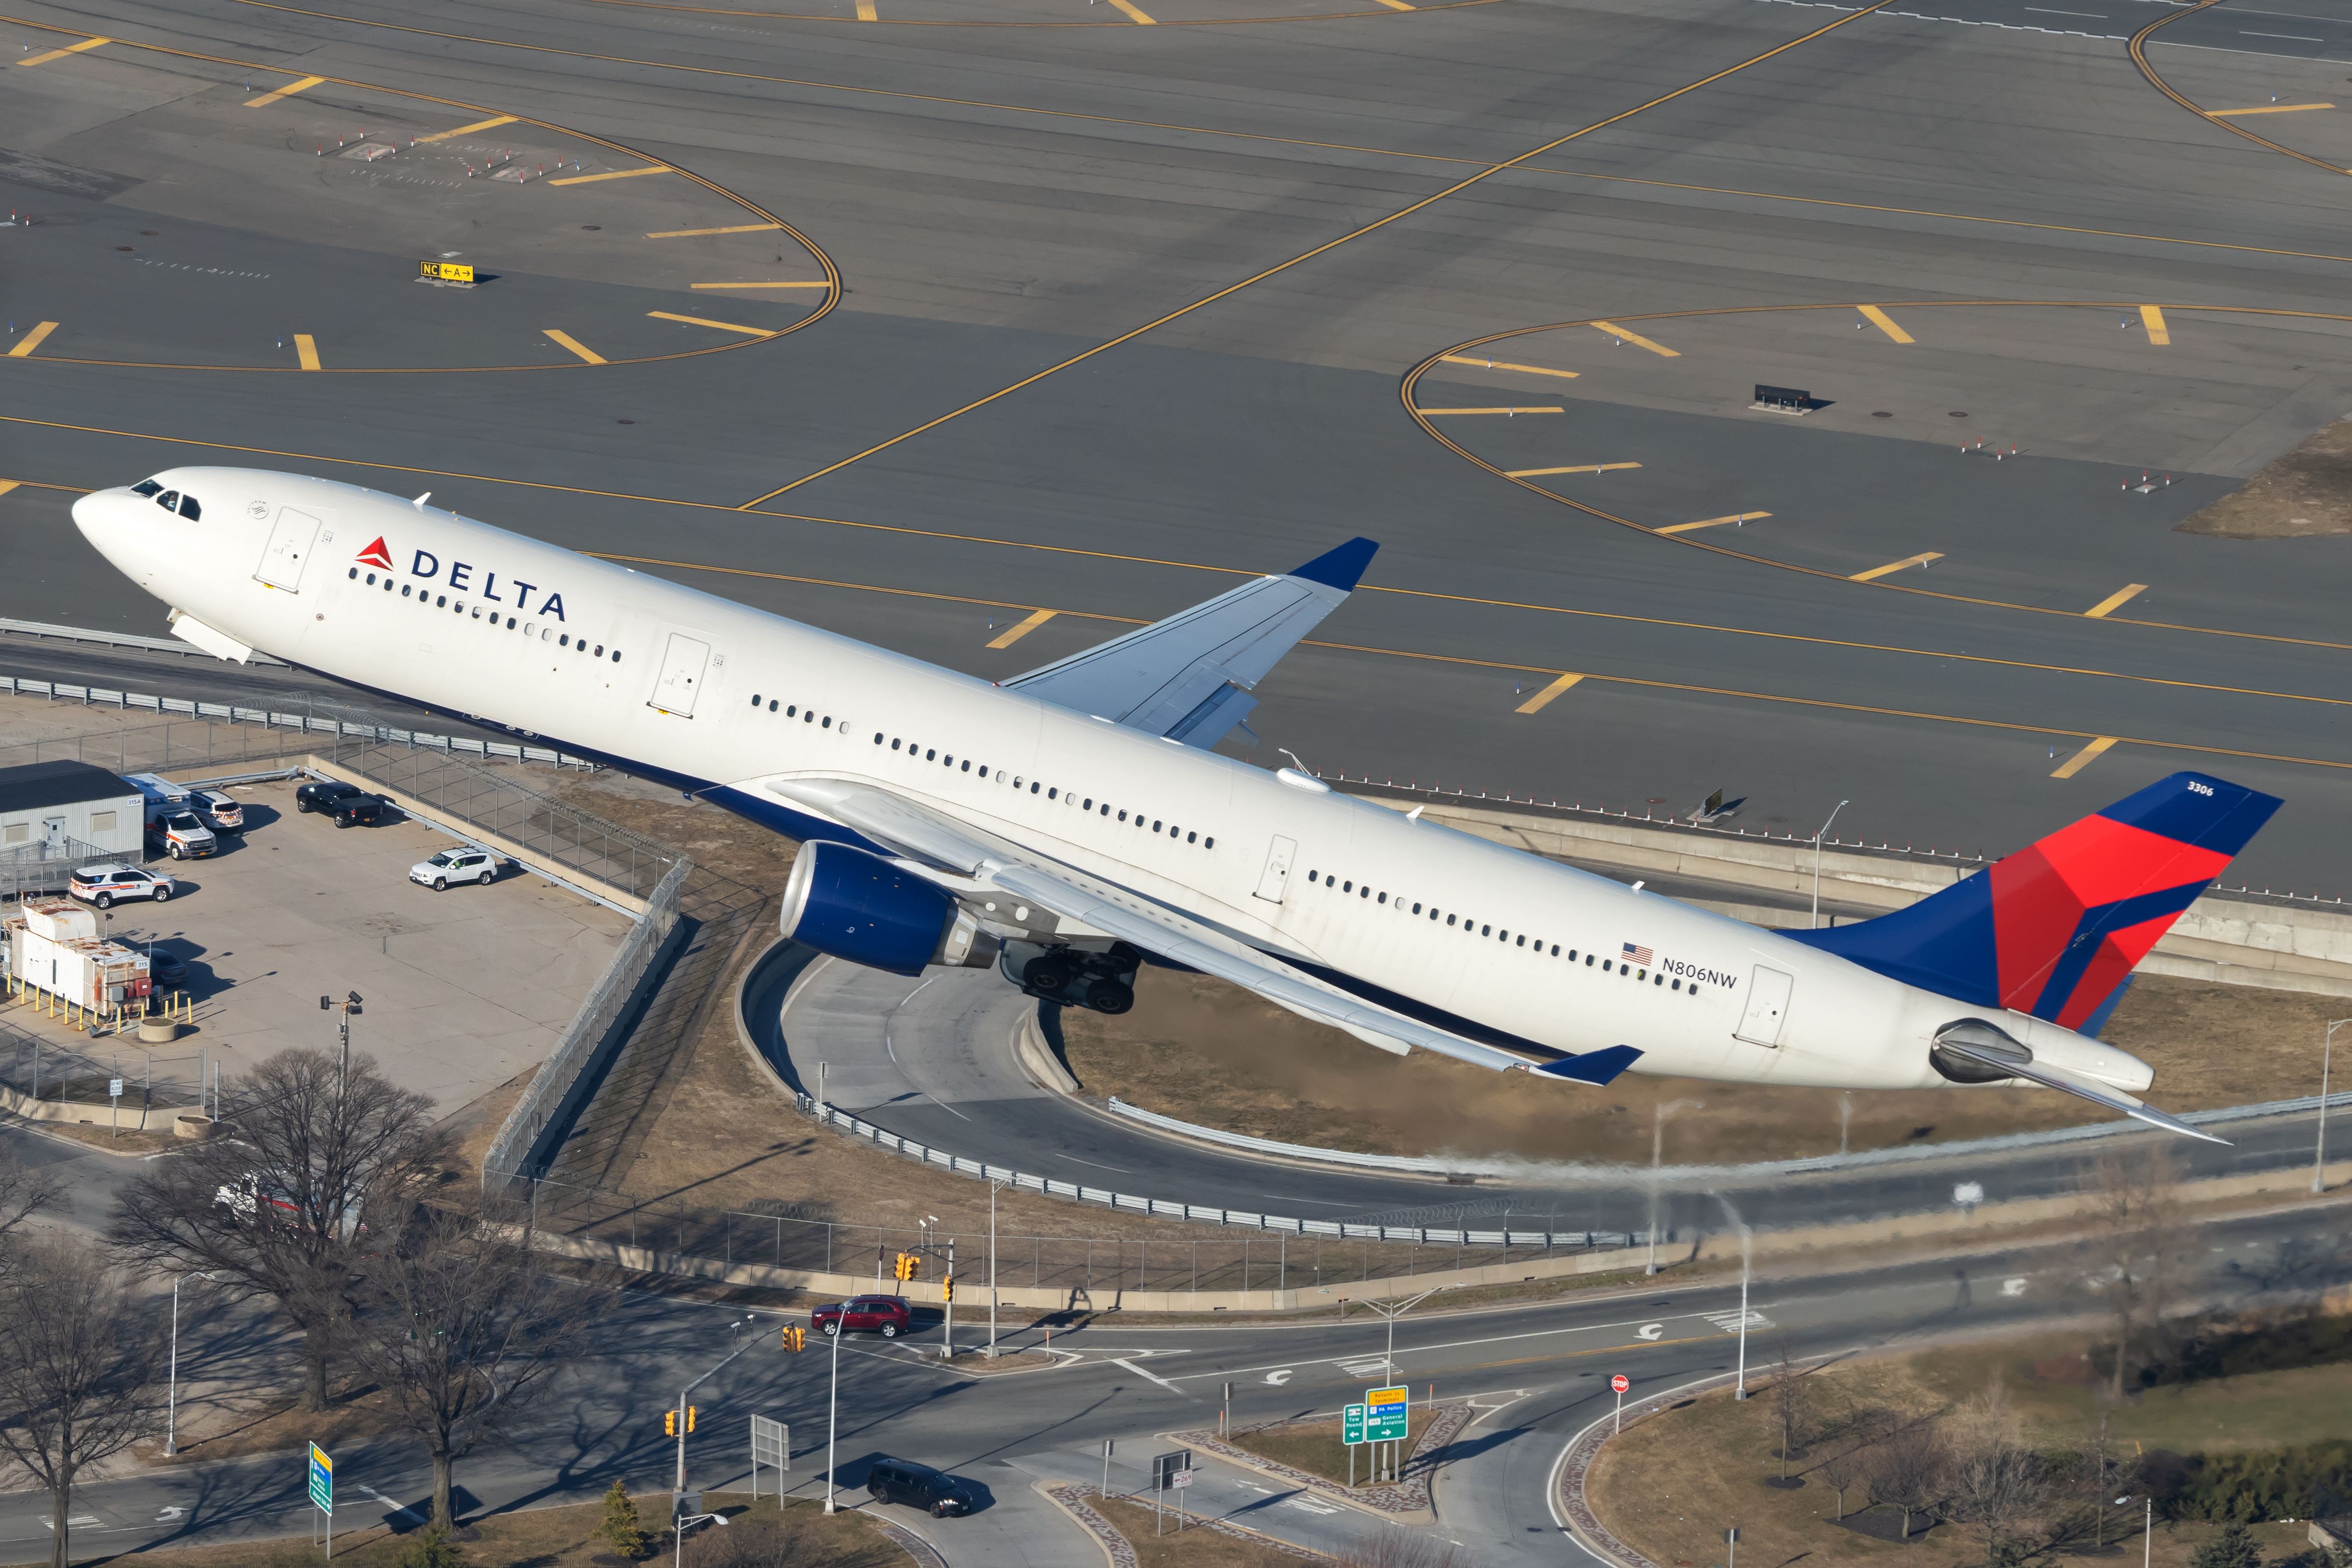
[355,537,394,571]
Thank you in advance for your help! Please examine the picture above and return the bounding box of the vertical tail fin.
[1788,772,2280,1029]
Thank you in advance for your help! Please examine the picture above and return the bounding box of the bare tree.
[0,1234,165,1568]
[1871,1419,1949,1546]
[1764,1342,1816,1479]
[0,1148,63,1246]
[1945,1387,2049,1568]
[107,1049,451,1410]
[1816,1438,1875,1521]
[343,1200,609,1532]
[2071,1411,2130,1551]
[2074,1144,2191,1400]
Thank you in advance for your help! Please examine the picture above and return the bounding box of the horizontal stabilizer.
[1006,538,1378,749]
[1932,1025,2225,1144]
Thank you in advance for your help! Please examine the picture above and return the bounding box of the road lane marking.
[7,322,58,358]
[1114,1357,1184,1392]
[1703,1309,1771,1331]
[1857,304,1914,342]
[646,224,783,238]
[542,329,605,364]
[1439,355,1576,378]
[16,35,108,66]
[2052,735,2120,777]
[646,310,778,337]
[1105,0,1157,19]
[1415,407,1562,416]
[1849,551,1942,581]
[690,281,833,290]
[1264,1370,1294,1384]
[1635,1323,1662,1340]
[1590,321,1679,356]
[986,608,1056,649]
[547,165,672,185]
[1657,511,1769,534]
[415,113,517,143]
[2140,304,2170,345]
[1515,672,1584,713]
[293,333,321,370]
[243,73,323,107]
[1373,0,1419,10]
[1506,462,1639,477]
[2084,583,2148,618]
[856,0,877,15]
[2211,101,2333,113]
[0,480,19,498]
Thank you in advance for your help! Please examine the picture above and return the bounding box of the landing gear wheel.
[1023,957,1074,995]
[1084,981,1134,1015]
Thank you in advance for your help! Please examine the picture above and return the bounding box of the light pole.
[674,1317,760,1494]
[824,1297,842,1514]
[1646,1100,1701,1275]
[2318,1019,2350,1193]
[165,1271,219,1456]
[988,1179,1006,1359]
[1811,801,1850,929]
[1356,1286,1446,1379]
[1714,1194,1753,1400]
[674,1509,726,1567]
[320,990,362,1096]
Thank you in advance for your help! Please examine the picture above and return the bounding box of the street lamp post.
[674,1510,726,1568]
[674,1318,760,1494]
[1714,1194,1754,1400]
[824,1298,842,1515]
[165,1271,219,1456]
[988,1179,1006,1359]
[2319,1019,2350,1194]
[1646,1100,1701,1275]
[1811,801,1850,929]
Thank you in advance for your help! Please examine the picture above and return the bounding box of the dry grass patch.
[2178,414,2352,537]
[1228,1408,1441,1489]
[1090,1493,1313,1566]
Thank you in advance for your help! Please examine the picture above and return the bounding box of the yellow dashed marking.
[986,609,1057,649]
[1104,0,1157,20]
[1416,407,1563,416]
[547,165,671,186]
[2051,736,2119,778]
[415,114,518,144]
[1857,305,1913,343]
[689,281,834,290]
[2084,584,2149,619]
[1439,355,1577,379]
[1590,321,1678,356]
[646,310,779,337]
[7,322,59,358]
[542,330,606,365]
[15,36,108,67]
[0,480,19,498]
[646,224,783,239]
[855,0,877,16]
[244,74,323,108]
[2140,305,2170,345]
[1657,511,1771,535]
[294,334,321,370]
[1850,551,1942,582]
[1515,672,1584,713]
[1506,462,1641,477]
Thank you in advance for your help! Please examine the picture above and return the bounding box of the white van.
[126,773,219,859]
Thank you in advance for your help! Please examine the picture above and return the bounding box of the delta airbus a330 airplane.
[75,469,2281,1139]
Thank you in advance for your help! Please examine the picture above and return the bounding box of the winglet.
[1290,536,1379,592]
[1534,1045,1642,1086]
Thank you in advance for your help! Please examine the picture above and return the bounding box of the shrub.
[2188,1523,2264,1568]
[600,1479,652,1559]
[2149,1442,2352,1524]
[395,1522,467,1568]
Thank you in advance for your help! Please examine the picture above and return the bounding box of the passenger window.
[560,635,570,647]
[1205,836,1214,848]
[770,700,779,712]
[1481,924,1491,936]
[1341,881,1350,892]
[926,749,935,761]
[594,644,603,656]
[403,586,414,597]
[1155,820,1164,833]
[1603,960,1613,972]
[1411,902,1421,914]
[1047,787,1056,799]
[1446,914,1456,926]
[1083,798,1093,810]
[1118,811,1127,822]
[1516,935,1526,946]
[961,760,971,771]
[1190,832,1199,845]
[436,595,448,608]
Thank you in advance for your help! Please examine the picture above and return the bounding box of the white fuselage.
[73,468,2156,1096]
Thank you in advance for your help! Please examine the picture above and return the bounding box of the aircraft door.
[1252,835,1296,903]
[647,632,712,718]
[254,506,323,591]
[1735,964,1793,1046]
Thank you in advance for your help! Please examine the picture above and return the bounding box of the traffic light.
[781,1325,806,1352]
[663,1406,698,1436]
[941,1274,953,1304]
[688,1406,696,1433]
[894,1252,921,1282]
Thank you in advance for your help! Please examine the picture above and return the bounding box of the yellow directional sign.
[418,260,476,284]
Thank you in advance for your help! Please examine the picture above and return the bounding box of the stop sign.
[1611,1374,1630,1393]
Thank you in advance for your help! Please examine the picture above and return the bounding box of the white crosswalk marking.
[1336,1357,1393,1376]
[1703,1310,1771,1333]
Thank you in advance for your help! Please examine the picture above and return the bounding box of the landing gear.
[1002,940,1139,1014]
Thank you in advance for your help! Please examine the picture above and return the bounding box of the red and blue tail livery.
[1789,772,2281,1032]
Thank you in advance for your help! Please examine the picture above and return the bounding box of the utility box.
[22,900,98,941]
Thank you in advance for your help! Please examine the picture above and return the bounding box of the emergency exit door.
[1253,836,1296,903]
[647,632,711,718]
[1735,965,1793,1047]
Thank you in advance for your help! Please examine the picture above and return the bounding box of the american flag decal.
[1622,941,1654,965]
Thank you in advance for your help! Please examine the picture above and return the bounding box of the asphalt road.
[7,0,2352,896]
[3,1200,2341,1565]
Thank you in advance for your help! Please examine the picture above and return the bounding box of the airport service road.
[1,1203,2338,1565]
[765,947,2341,1238]
[11,0,2352,891]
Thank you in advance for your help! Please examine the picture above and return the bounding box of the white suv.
[410,848,498,891]
[69,865,175,907]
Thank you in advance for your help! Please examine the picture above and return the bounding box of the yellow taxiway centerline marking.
[415,114,517,144]
[646,310,778,337]
[7,322,59,358]
[1506,462,1641,477]
[1857,304,1913,343]
[2140,304,2170,345]
[547,165,671,186]
[855,0,876,16]
[1416,407,1563,416]
[1590,321,1678,356]
[1657,511,1771,535]
[986,609,1057,649]
[2052,736,2119,778]
[1514,672,1583,713]
[689,281,833,290]
[16,35,107,66]
[1850,551,1942,582]
[1439,355,1577,379]
[293,334,321,370]
[244,73,322,107]
[1104,0,1157,20]
[2084,583,2149,619]
[542,329,605,365]
[0,481,19,498]
[2210,102,2332,115]
[1373,0,1417,9]
[646,224,783,238]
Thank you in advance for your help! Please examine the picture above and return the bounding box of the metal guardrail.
[797,1095,1630,1249]
[0,617,289,666]
[480,856,692,1185]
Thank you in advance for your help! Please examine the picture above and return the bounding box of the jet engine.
[779,842,996,977]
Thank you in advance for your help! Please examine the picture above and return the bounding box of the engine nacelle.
[780,842,995,977]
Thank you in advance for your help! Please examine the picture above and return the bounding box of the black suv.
[325,793,389,830]
[295,780,362,814]
[866,1457,975,1518]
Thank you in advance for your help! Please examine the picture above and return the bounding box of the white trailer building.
[0,760,145,860]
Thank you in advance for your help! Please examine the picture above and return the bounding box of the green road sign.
[307,1442,332,1515]
[1342,1403,1367,1445]
[1365,1385,1409,1443]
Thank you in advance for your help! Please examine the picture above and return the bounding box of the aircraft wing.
[764,775,1639,1084]
[1003,537,1378,750]
[1932,1023,2224,1143]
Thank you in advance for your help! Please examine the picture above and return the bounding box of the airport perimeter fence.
[0,1014,206,1115]
[507,1166,1635,1298]
[479,855,692,1186]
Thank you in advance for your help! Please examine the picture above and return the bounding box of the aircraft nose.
[73,488,156,579]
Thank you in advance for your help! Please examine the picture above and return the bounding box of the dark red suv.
[813,1295,911,1339]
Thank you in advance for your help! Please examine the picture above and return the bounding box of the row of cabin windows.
[866,732,1214,849]
[1302,870,1702,994]
[751,694,835,728]
[349,569,623,659]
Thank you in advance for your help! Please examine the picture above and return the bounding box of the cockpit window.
[177,494,201,520]
[132,480,163,497]
[155,490,178,511]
